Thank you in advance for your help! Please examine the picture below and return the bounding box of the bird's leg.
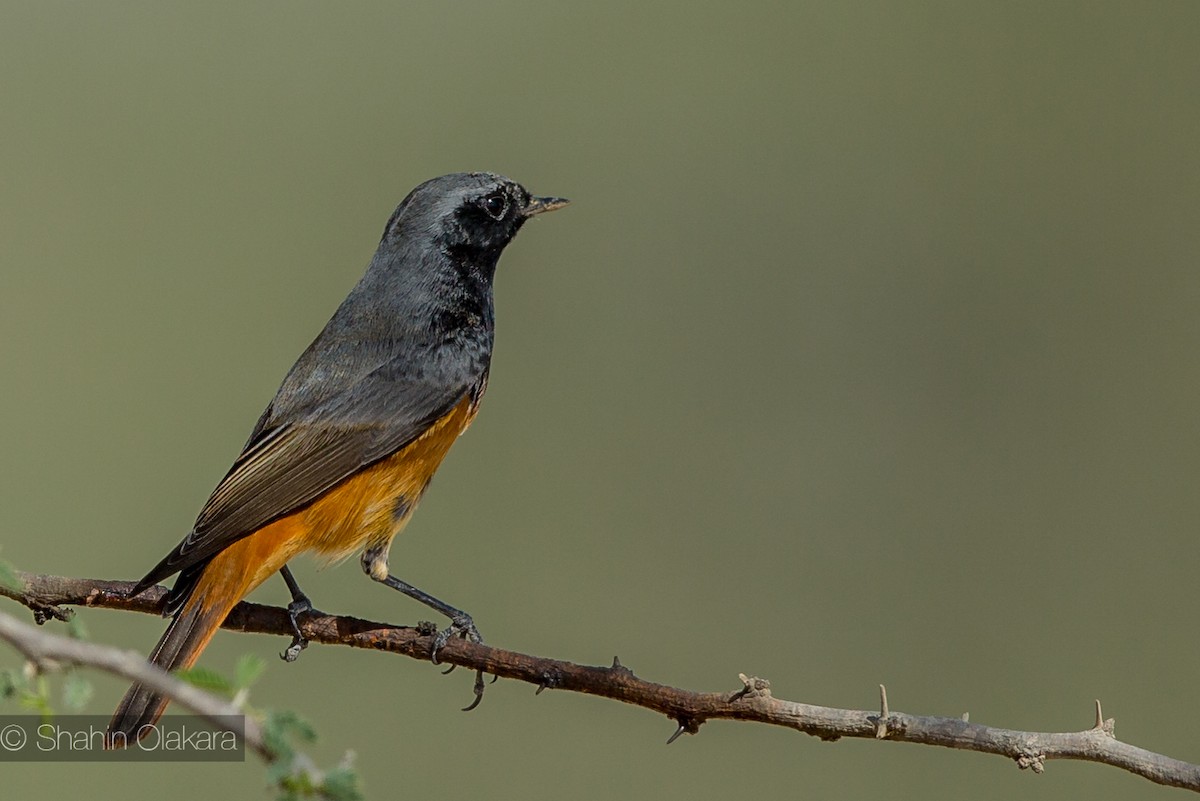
[360,545,483,664]
[278,565,318,663]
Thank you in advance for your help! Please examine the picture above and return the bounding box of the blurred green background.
[2,2,1199,799]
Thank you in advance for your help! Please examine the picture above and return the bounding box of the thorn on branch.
[609,656,633,677]
[535,668,564,695]
[1092,699,1115,737]
[875,684,891,739]
[728,673,772,703]
[666,716,701,745]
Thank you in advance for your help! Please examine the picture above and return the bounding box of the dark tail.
[107,525,290,748]
[105,585,230,748]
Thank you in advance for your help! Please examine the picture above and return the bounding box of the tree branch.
[0,608,270,760]
[3,570,1199,792]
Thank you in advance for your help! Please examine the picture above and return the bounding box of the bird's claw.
[425,612,490,712]
[280,597,317,662]
[462,670,486,712]
[429,612,482,665]
[280,640,306,662]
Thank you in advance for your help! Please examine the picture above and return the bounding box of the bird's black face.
[451,178,536,253]
[383,172,568,261]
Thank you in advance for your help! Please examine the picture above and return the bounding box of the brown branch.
[0,608,271,760]
[4,570,1200,792]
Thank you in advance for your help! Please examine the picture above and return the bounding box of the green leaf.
[0,559,21,593]
[266,756,297,788]
[0,669,21,700]
[19,675,53,719]
[263,709,317,755]
[173,666,234,695]
[66,615,88,641]
[318,766,364,801]
[275,771,315,801]
[258,710,360,801]
[234,653,266,690]
[62,673,93,710]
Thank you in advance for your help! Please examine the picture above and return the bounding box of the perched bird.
[106,172,568,746]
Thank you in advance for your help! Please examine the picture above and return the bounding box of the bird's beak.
[522,196,571,217]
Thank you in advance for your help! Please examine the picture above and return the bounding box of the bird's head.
[382,172,569,258]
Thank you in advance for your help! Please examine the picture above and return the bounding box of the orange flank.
[107,394,478,743]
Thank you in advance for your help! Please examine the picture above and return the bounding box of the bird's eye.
[480,192,508,220]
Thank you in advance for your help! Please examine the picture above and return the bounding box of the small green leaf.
[19,675,53,719]
[267,763,294,791]
[0,669,21,700]
[62,673,93,710]
[278,710,317,743]
[234,653,266,690]
[174,666,234,695]
[0,559,21,593]
[319,766,364,801]
[65,615,88,641]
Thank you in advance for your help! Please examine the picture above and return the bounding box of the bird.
[105,172,568,747]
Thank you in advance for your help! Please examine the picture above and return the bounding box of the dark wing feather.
[133,373,474,594]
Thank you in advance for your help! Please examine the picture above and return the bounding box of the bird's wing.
[133,371,474,592]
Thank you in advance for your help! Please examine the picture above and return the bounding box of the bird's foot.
[280,596,319,662]
[430,610,482,664]
[427,612,491,711]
